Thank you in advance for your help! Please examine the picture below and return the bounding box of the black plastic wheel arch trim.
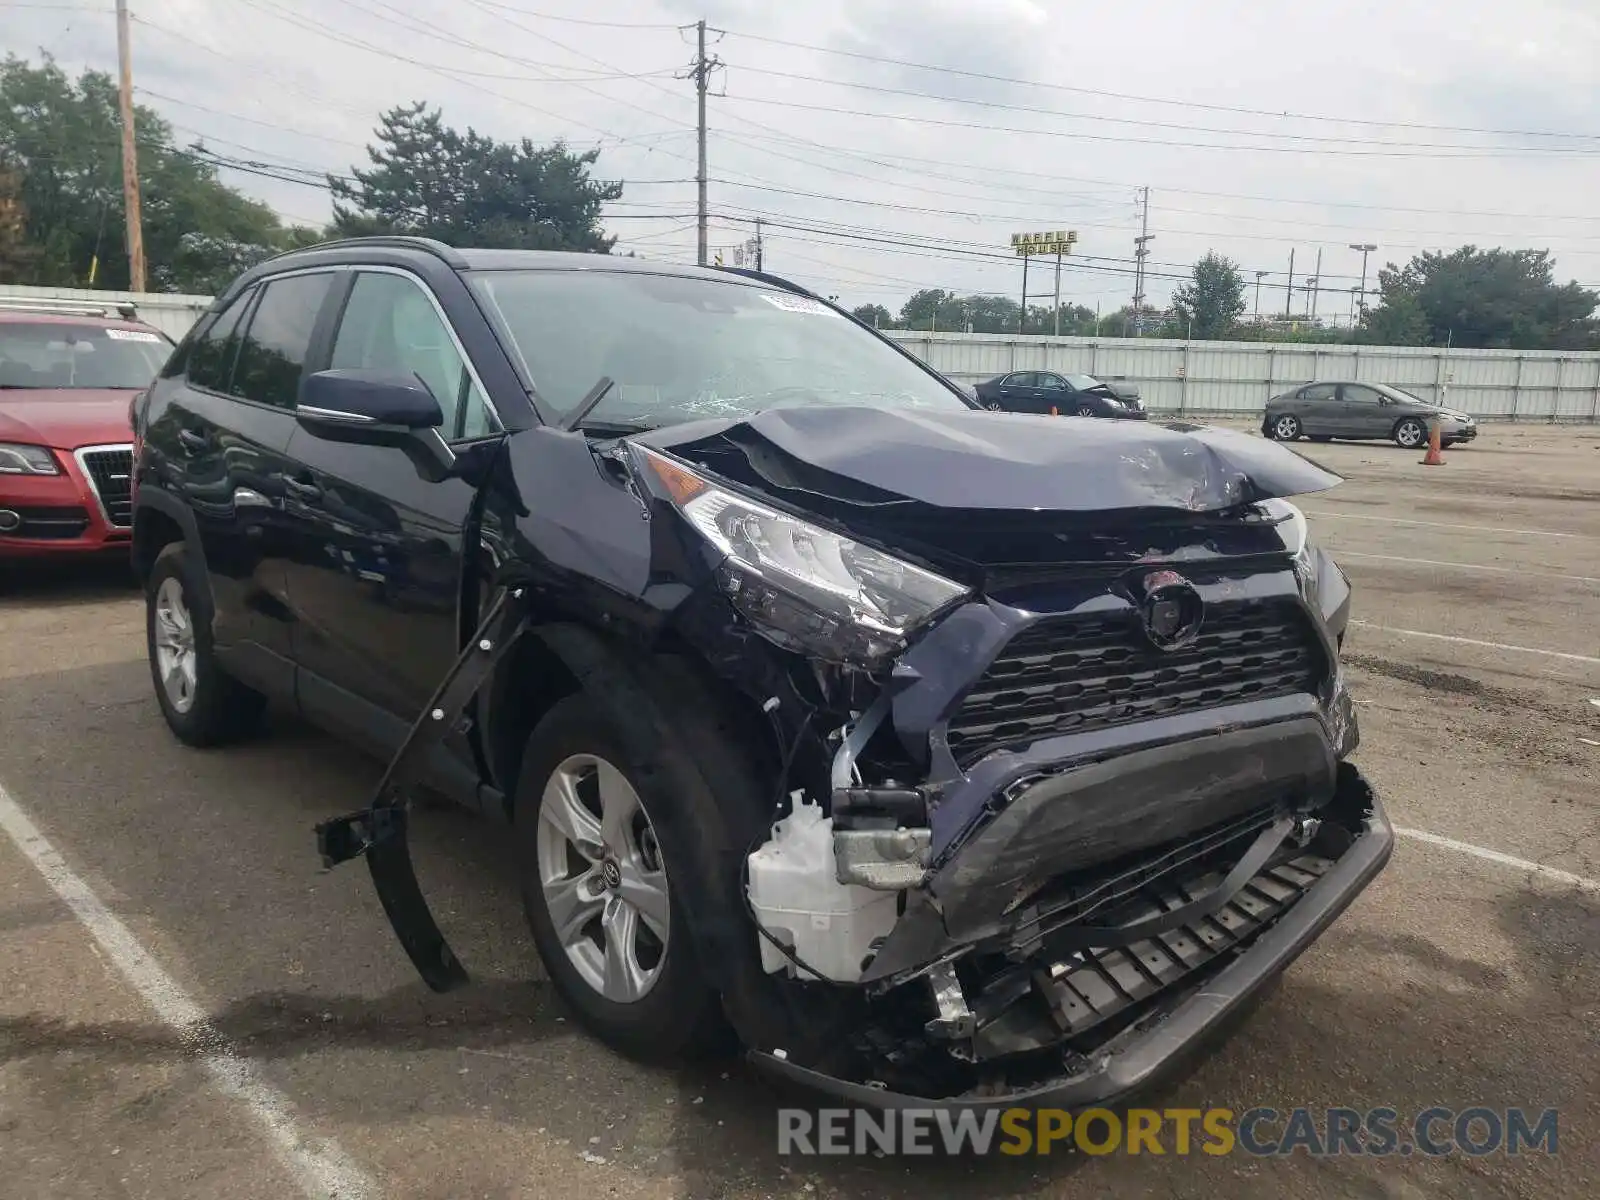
[314,584,533,992]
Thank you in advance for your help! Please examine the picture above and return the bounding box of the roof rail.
[709,265,824,301]
[269,235,469,268]
[0,295,140,321]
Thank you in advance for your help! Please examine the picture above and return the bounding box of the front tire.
[1076,404,1096,418]
[1394,418,1428,449]
[515,694,724,1061]
[1270,413,1302,440]
[145,543,265,746]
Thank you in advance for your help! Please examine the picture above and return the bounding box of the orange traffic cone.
[1420,420,1445,466]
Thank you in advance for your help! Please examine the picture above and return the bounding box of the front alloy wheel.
[1395,418,1428,449]
[1076,404,1096,418]
[535,753,671,1003]
[1272,413,1302,440]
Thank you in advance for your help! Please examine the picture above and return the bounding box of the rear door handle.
[176,429,208,453]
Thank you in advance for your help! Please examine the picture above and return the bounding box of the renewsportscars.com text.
[777,1106,1559,1157]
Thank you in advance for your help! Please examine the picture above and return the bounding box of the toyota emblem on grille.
[1138,569,1204,650]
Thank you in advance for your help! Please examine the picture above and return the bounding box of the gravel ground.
[1,422,1596,1199]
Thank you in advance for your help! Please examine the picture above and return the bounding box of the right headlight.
[633,445,970,666]
[0,443,61,475]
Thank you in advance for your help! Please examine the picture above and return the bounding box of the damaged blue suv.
[130,236,1392,1109]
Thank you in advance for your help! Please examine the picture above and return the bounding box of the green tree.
[1171,252,1248,339]
[331,102,621,251]
[0,55,308,291]
[1359,247,1598,349]
[850,303,894,328]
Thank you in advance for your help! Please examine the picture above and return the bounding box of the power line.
[724,64,1600,153]
[717,29,1600,143]
[718,93,1600,159]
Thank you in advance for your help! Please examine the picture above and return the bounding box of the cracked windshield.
[469,269,969,428]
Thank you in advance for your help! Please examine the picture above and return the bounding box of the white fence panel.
[4,286,1595,420]
[886,331,1600,421]
[0,284,212,340]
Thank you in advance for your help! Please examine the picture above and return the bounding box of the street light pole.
[1350,243,1377,319]
[1254,270,1267,317]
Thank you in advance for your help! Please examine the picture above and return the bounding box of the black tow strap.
[315,586,532,992]
[1048,814,1296,953]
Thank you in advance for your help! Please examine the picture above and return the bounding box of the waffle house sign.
[1011,230,1078,256]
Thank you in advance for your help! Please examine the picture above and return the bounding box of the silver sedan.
[1263,382,1478,448]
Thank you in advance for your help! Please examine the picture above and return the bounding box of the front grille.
[947,597,1324,764]
[78,446,134,527]
[9,506,91,540]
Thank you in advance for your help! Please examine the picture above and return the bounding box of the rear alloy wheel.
[515,694,723,1060]
[1394,418,1428,449]
[1271,413,1302,440]
[1076,404,1096,418]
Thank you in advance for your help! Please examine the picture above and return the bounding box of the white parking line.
[1350,621,1600,666]
[1396,827,1600,894]
[1335,550,1600,586]
[0,781,373,1200]
[1302,509,1585,539]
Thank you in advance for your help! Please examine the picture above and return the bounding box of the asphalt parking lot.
[2,423,1597,1199]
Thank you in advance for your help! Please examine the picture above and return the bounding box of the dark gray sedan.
[1263,382,1477,448]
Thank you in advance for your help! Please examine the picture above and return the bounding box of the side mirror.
[298,369,457,482]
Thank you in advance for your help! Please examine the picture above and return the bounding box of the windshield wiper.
[558,375,616,432]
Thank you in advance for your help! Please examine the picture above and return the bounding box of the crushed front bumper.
[750,766,1392,1110]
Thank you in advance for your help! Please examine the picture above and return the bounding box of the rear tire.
[1269,413,1302,440]
[1393,418,1428,449]
[145,543,265,746]
[515,693,726,1062]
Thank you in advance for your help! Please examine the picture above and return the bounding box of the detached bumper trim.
[749,787,1393,1112]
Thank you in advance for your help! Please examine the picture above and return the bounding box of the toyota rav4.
[130,236,1392,1109]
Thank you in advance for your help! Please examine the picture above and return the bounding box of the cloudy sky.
[12,0,1600,317]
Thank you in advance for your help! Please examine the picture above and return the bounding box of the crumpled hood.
[0,389,136,449]
[642,405,1340,513]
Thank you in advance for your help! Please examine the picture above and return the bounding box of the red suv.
[1,302,174,561]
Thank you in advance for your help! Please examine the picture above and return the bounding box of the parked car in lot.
[1263,381,1478,448]
[974,370,1148,419]
[0,301,172,560]
[131,236,1390,1109]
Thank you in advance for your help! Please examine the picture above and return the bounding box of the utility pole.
[1019,254,1029,334]
[1309,248,1322,320]
[115,0,146,292]
[1349,243,1377,320]
[753,216,763,271]
[1254,270,1268,317]
[1284,249,1296,319]
[1052,246,1062,336]
[1131,186,1151,333]
[689,20,721,267]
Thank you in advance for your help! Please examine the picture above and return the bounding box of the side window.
[1038,373,1067,390]
[185,287,255,391]
[1300,383,1337,401]
[232,273,334,409]
[1004,372,1035,387]
[1342,384,1382,404]
[330,272,496,440]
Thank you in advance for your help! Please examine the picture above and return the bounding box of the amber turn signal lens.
[638,447,709,505]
